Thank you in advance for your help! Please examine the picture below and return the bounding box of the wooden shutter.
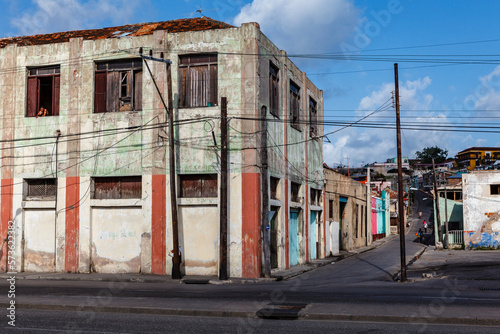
[134,71,142,111]
[179,67,187,107]
[52,75,60,116]
[106,71,120,112]
[27,76,38,117]
[94,71,107,113]
[202,174,218,197]
[209,64,217,106]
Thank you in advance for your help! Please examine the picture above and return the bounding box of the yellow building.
[456,147,500,170]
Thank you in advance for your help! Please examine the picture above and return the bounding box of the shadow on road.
[356,256,395,280]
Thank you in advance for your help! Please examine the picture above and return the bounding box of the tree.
[415,146,448,164]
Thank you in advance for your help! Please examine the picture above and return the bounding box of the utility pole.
[432,159,442,245]
[261,106,271,277]
[219,97,228,280]
[167,62,181,279]
[443,172,449,248]
[366,166,371,247]
[394,63,406,282]
[142,53,181,279]
[347,156,350,177]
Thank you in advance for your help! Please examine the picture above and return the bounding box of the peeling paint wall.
[324,168,369,251]
[463,171,500,248]
[0,21,322,277]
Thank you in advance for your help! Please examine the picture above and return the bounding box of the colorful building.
[456,147,500,170]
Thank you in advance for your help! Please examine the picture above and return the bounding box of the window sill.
[310,205,322,211]
[25,115,59,118]
[178,197,218,206]
[178,105,219,109]
[22,201,56,209]
[93,110,143,115]
[90,199,142,207]
[270,199,281,207]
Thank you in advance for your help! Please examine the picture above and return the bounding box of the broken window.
[179,54,218,108]
[329,199,333,219]
[290,81,301,130]
[310,188,321,206]
[291,182,301,203]
[309,97,318,137]
[179,174,218,198]
[94,59,142,113]
[491,184,500,195]
[269,62,280,117]
[24,178,57,200]
[26,66,60,117]
[270,177,280,200]
[92,176,142,199]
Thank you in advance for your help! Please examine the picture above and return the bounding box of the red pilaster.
[65,176,80,272]
[151,174,166,274]
[1,179,13,271]
[242,172,261,278]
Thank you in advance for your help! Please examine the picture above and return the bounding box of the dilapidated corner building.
[0,17,323,278]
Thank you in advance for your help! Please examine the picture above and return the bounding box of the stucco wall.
[0,22,322,277]
[324,168,369,251]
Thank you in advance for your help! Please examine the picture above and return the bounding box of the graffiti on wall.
[468,211,500,248]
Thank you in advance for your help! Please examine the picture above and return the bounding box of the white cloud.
[324,77,458,167]
[233,0,360,55]
[471,65,500,111]
[11,0,143,36]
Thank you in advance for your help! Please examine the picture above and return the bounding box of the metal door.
[289,210,299,266]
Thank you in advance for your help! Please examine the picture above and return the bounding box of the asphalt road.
[3,310,500,334]
[1,190,500,331]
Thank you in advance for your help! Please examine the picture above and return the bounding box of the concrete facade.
[0,18,323,278]
[463,171,500,248]
[323,166,371,251]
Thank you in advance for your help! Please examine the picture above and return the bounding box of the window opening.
[27,66,60,117]
[179,54,218,108]
[94,59,142,113]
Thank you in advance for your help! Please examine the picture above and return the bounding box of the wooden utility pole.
[432,159,443,244]
[167,63,181,279]
[394,63,406,282]
[142,54,181,278]
[366,166,371,247]
[219,97,228,280]
[261,106,271,277]
[444,174,449,248]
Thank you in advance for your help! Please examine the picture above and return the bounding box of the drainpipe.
[54,129,61,267]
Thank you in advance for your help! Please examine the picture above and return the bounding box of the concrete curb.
[0,303,258,319]
[300,312,500,326]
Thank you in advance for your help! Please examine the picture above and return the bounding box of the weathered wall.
[463,171,500,248]
[0,21,323,277]
[324,168,369,251]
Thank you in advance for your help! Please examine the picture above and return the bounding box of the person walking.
[416,229,422,243]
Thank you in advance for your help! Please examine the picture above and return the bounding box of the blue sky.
[2,0,500,167]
